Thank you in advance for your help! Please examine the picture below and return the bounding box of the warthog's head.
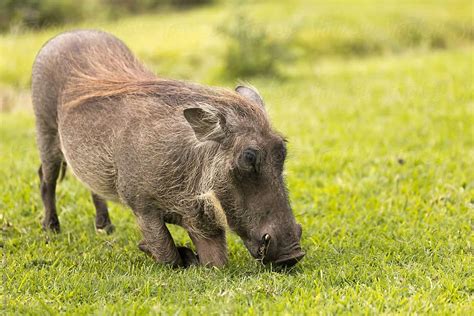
[184,85,304,267]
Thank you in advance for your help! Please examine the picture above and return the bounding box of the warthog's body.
[32,30,304,267]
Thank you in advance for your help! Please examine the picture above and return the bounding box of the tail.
[59,161,67,182]
[38,161,67,182]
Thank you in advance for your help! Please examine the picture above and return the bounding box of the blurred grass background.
[0,0,473,104]
[1,0,473,314]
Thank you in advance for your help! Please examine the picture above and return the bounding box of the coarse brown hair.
[61,43,268,128]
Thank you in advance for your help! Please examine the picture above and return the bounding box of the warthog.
[32,30,304,267]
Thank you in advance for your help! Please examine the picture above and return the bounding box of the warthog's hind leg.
[36,120,65,233]
[38,161,62,233]
[91,192,114,234]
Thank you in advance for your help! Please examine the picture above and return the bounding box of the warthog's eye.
[238,148,261,174]
[244,149,257,165]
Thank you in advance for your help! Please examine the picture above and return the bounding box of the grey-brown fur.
[32,30,304,268]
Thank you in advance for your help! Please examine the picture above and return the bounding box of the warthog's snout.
[272,247,305,267]
[249,223,304,267]
[259,235,305,267]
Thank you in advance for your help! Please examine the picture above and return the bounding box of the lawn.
[1,0,473,314]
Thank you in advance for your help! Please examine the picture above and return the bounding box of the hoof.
[96,223,115,235]
[177,246,199,267]
[42,219,60,233]
[138,240,152,256]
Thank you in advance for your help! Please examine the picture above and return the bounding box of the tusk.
[258,234,271,261]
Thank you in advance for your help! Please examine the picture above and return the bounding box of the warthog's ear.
[235,85,265,108]
[183,107,227,143]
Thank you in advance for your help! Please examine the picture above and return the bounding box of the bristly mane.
[60,42,268,126]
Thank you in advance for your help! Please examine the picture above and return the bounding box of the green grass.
[1,0,474,314]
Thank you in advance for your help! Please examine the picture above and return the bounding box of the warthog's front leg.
[189,230,227,267]
[136,212,198,267]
